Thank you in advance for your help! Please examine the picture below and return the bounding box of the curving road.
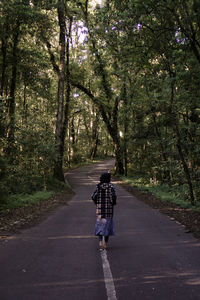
[0,160,200,299]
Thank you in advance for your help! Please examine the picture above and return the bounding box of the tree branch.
[70,79,113,134]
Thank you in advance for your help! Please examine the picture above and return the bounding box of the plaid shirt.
[92,183,117,219]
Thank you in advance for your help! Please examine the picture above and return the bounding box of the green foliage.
[1,191,54,210]
[0,175,72,210]
[1,0,200,210]
[121,176,199,210]
[5,116,56,194]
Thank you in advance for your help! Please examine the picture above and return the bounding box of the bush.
[1,191,54,210]
[121,175,198,210]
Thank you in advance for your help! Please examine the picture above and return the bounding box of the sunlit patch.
[34,278,106,288]
[0,236,17,240]
[47,235,95,240]
[0,277,126,290]
[144,275,167,280]
[0,235,96,241]
[72,200,92,203]
[0,235,10,239]
[186,278,200,285]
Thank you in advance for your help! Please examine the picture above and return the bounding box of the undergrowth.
[0,177,72,211]
[0,191,55,210]
[121,176,200,211]
[0,158,103,211]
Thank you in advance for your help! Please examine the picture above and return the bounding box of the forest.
[0,0,200,207]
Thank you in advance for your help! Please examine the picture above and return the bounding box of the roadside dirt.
[0,191,73,237]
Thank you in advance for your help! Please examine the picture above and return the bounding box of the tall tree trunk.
[144,74,170,182]
[7,23,20,156]
[173,118,195,205]
[90,112,99,160]
[60,17,72,174]
[71,116,76,145]
[90,135,98,159]
[113,134,124,175]
[152,114,171,182]
[54,0,66,181]
[170,78,195,205]
[111,96,124,175]
[0,36,7,138]
[123,81,128,176]
[0,38,7,97]
[23,84,28,124]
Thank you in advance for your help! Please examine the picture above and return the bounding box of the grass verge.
[0,191,55,211]
[120,176,200,211]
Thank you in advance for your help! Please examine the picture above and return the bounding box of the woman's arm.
[91,186,98,204]
[111,185,117,205]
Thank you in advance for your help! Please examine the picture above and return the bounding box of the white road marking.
[101,250,117,300]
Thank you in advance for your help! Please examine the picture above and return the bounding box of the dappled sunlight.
[1,235,96,241]
[47,235,95,240]
[23,271,199,291]
[2,268,199,289]
[116,231,200,251]
[35,277,125,289]
[0,277,126,290]
[143,275,168,280]
[1,269,200,295]
[68,175,97,186]
[30,271,200,289]
[186,278,200,286]
[112,180,122,185]
[113,270,200,290]
[71,200,92,203]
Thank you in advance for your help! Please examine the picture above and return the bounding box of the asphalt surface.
[1,159,200,300]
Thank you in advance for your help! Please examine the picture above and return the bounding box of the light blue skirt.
[94,218,115,236]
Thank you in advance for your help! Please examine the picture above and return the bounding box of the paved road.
[1,160,200,300]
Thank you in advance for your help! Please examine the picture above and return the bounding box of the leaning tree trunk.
[54,0,66,181]
[70,81,125,175]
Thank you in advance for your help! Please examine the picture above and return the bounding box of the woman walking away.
[91,172,117,250]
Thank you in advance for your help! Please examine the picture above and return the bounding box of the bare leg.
[104,236,109,249]
[99,235,103,250]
